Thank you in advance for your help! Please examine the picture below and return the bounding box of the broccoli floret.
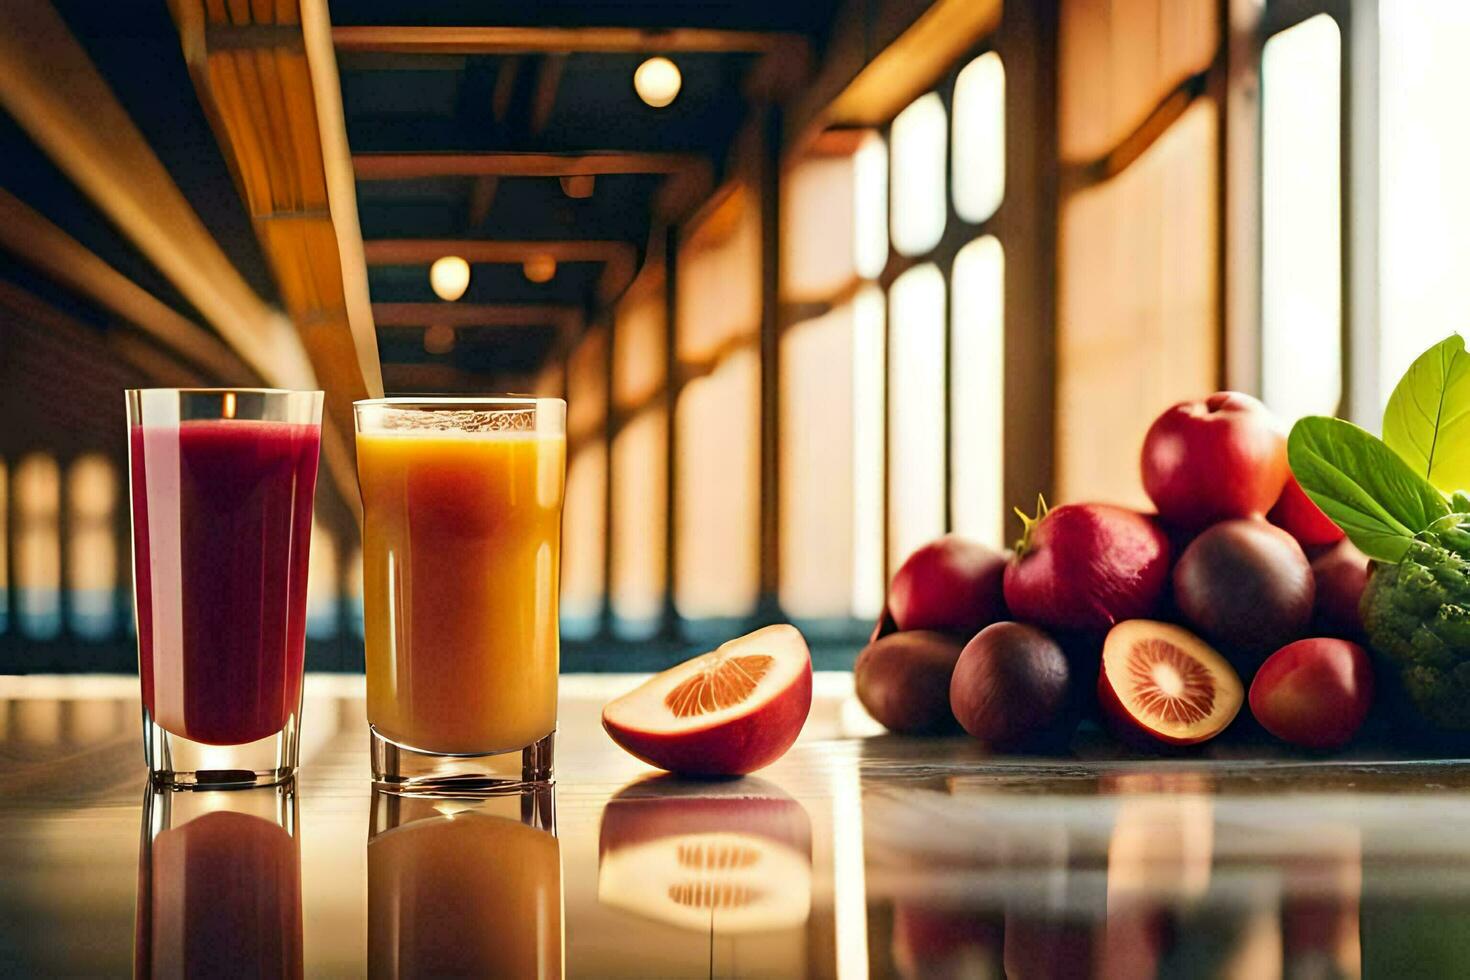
[1363,521,1470,729]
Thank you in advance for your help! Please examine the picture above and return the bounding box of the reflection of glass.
[128,389,323,789]
[135,784,302,978]
[369,789,562,979]
[355,398,566,792]
[598,776,812,973]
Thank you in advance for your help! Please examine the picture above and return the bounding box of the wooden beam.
[466,176,499,228]
[353,150,704,180]
[363,238,637,302]
[787,0,1001,155]
[492,55,521,122]
[372,302,581,332]
[0,188,255,384]
[0,278,204,388]
[170,0,389,523]
[332,25,805,55]
[530,54,566,134]
[0,0,314,390]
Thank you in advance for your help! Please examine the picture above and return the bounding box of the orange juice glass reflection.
[369,790,562,979]
[355,398,566,790]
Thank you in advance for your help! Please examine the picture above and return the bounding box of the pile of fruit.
[857,390,1376,751]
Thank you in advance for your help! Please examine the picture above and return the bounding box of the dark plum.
[949,622,1070,746]
[1311,538,1370,638]
[1172,519,1314,672]
[854,631,966,735]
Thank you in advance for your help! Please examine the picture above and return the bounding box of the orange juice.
[357,426,565,755]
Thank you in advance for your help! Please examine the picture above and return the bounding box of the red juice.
[130,419,320,746]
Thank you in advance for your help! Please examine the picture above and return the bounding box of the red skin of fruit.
[1269,473,1346,548]
[1141,391,1289,529]
[886,535,1009,635]
[1249,638,1374,749]
[1004,503,1172,631]
[1311,539,1370,638]
[950,622,1070,745]
[602,663,812,776]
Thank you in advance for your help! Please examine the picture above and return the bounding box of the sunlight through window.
[953,52,1006,224]
[66,454,117,640]
[888,264,947,572]
[951,237,1006,549]
[15,453,60,640]
[890,93,948,257]
[1262,13,1341,422]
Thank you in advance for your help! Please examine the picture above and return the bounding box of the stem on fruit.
[1013,493,1049,558]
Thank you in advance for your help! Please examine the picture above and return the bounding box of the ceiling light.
[523,254,557,283]
[634,57,681,108]
[423,324,456,354]
[430,255,470,301]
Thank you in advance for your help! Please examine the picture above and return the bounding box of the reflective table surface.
[4,673,1470,977]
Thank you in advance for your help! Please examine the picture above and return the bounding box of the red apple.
[1003,502,1171,631]
[602,624,812,775]
[1249,638,1373,750]
[885,535,1008,635]
[1141,391,1289,529]
[1269,473,1345,548]
[1311,539,1371,638]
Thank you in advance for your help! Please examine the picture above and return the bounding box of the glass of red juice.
[126,388,322,789]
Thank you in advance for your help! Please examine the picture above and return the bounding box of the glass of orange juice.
[354,397,566,792]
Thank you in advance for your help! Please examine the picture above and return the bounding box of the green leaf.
[1383,333,1470,494]
[1288,416,1450,563]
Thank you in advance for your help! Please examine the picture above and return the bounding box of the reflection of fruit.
[1249,638,1374,749]
[1004,915,1094,979]
[602,624,812,775]
[598,776,812,934]
[1141,390,1288,529]
[1172,519,1314,670]
[1269,473,1345,548]
[1311,539,1370,638]
[1098,620,1243,745]
[1003,502,1171,631]
[950,623,1070,746]
[886,535,1009,635]
[892,904,1002,979]
[854,631,965,734]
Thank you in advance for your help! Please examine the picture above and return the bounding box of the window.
[611,409,667,636]
[951,236,1006,548]
[887,264,948,569]
[66,454,117,640]
[0,458,7,634]
[853,134,889,280]
[15,453,60,639]
[675,349,760,620]
[1261,13,1342,422]
[305,519,339,641]
[953,52,1006,224]
[561,326,609,639]
[890,93,948,256]
[1379,2,1470,414]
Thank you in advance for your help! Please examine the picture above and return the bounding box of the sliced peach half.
[602,624,813,775]
[1098,620,1243,746]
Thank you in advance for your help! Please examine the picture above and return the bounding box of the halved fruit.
[602,624,813,775]
[598,775,812,935]
[1098,620,1242,746]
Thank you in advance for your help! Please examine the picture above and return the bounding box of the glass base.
[370,726,555,796]
[143,706,299,790]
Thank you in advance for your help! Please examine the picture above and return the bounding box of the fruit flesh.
[602,624,813,775]
[1100,621,1243,745]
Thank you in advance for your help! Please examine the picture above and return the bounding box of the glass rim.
[354,395,563,408]
[125,387,324,396]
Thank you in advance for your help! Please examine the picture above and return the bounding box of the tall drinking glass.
[127,388,322,789]
[355,397,566,792]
